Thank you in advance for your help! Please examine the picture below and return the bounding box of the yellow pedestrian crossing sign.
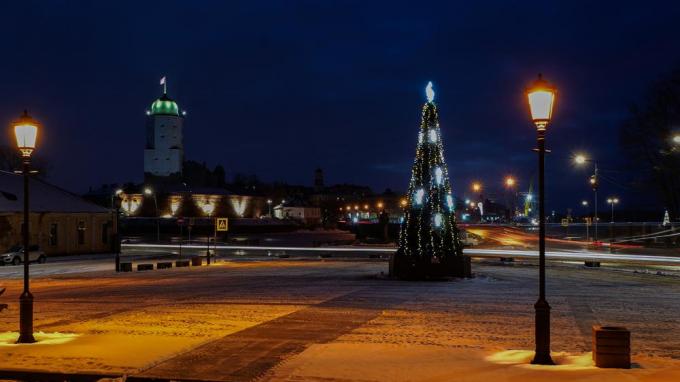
[216,218,228,232]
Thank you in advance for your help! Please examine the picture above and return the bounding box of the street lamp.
[471,182,482,193]
[203,201,215,265]
[13,110,39,344]
[144,187,160,242]
[526,73,556,365]
[267,199,273,217]
[504,176,517,220]
[581,200,590,240]
[574,153,599,242]
[113,189,123,272]
[607,197,619,223]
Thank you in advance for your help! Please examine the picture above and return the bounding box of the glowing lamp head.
[425,81,435,103]
[504,177,516,188]
[144,187,153,195]
[13,110,39,158]
[581,200,588,206]
[472,182,482,192]
[574,154,587,165]
[673,134,680,145]
[526,74,556,130]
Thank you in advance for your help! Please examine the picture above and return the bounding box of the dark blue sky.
[1,1,679,213]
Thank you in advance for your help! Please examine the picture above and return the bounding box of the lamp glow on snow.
[13,111,39,158]
[527,74,556,130]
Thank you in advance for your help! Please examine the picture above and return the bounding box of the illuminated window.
[77,221,86,245]
[49,223,58,246]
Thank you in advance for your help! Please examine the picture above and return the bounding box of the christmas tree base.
[389,254,472,280]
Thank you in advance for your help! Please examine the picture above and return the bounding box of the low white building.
[273,205,321,225]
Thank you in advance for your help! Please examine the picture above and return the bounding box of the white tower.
[144,87,184,179]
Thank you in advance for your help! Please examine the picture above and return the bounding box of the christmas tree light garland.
[396,82,463,263]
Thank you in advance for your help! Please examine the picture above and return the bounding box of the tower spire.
[160,76,167,95]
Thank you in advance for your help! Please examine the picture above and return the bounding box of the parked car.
[1,245,46,266]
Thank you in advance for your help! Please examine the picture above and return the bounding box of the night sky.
[2,1,680,213]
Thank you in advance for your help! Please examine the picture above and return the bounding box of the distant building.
[144,89,184,180]
[274,204,321,225]
[0,171,112,255]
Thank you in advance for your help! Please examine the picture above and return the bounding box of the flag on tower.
[160,76,166,85]
[160,76,167,94]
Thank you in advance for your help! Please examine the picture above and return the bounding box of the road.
[1,240,680,280]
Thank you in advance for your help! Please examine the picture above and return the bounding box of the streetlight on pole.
[144,187,160,242]
[607,197,619,223]
[526,73,556,365]
[267,199,273,217]
[574,154,599,242]
[504,176,517,221]
[581,200,590,241]
[13,110,39,344]
[113,188,123,272]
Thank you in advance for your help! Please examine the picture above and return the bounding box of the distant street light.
[504,176,517,221]
[267,199,273,217]
[504,176,516,188]
[526,73,556,365]
[144,187,160,242]
[607,197,619,223]
[112,189,123,272]
[471,182,482,193]
[581,200,590,240]
[13,110,39,344]
[574,153,599,242]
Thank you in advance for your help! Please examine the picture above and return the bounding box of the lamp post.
[113,189,123,272]
[267,199,273,217]
[13,111,39,344]
[144,187,160,242]
[581,200,590,241]
[526,74,556,365]
[203,201,215,265]
[504,176,517,221]
[607,197,619,223]
[574,154,599,242]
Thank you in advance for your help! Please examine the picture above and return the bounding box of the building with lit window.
[0,171,112,256]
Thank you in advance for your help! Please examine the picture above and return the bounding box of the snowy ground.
[0,259,678,381]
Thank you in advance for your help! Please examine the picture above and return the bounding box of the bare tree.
[620,68,680,215]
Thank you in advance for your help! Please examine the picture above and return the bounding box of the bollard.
[119,262,133,272]
[175,260,190,267]
[137,264,154,271]
[592,326,631,368]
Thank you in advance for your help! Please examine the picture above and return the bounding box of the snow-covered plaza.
[0,259,678,381]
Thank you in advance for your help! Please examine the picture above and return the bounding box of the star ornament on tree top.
[426,81,435,103]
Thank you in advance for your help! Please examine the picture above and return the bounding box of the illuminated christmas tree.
[391,82,470,279]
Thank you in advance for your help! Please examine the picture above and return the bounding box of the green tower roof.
[150,94,180,116]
